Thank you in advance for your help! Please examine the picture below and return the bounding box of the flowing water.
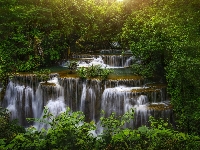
[63,54,135,68]
[2,52,174,132]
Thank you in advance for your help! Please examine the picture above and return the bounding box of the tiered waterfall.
[2,52,174,131]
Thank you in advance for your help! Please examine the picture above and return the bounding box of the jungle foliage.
[33,69,51,83]
[0,0,200,145]
[0,0,128,87]
[76,65,113,80]
[0,107,199,150]
[121,0,200,135]
[0,107,25,146]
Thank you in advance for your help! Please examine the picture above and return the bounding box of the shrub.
[33,69,51,83]
[76,65,113,80]
[2,108,200,150]
[108,117,200,150]
[7,107,96,150]
[67,60,78,74]
[0,107,25,145]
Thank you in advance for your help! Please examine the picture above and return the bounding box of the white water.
[34,97,66,130]
[124,56,134,67]
[80,82,86,112]
[3,75,172,131]
[24,86,34,117]
[5,82,25,121]
[77,56,109,68]
[88,87,96,121]
[46,98,66,116]
[62,55,134,68]
[101,86,149,121]
[33,84,43,119]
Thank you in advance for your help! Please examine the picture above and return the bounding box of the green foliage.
[1,107,199,149]
[0,0,200,139]
[33,69,51,83]
[7,107,96,150]
[121,0,200,135]
[106,117,200,150]
[76,66,87,78]
[166,47,200,135]
[100,67,114,80]
[17,55,42,72]
[67,60,78,74]
[0,107,25,145]
[96,109,134,149]
[121,0,170,78]
[0,0,127,72]
[76,65,113,80]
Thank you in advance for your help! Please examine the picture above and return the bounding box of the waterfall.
[101,86,132,117]
[2,74,173,129]
[4,81,25,124]
[124,56,134,67]
[137,95,148,105]
[80,82,86,112]
[69,55,134,68]
[134,95,149,127]
[88,87,96,121]
[101,86,151,128]
[46,98,66,116]
[33,84,43,119]
[78,56,108,68]
[34,98,66,130]
[24,86,34,117]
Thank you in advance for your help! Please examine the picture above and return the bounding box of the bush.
[33,69,51,83]
[76,65,113,80]
[108,117,200,150]
[6,107,96,150]
[0,107,25,145]
[67,60,78,74]
[2,108,199,150]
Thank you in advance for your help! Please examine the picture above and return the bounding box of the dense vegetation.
[0,107,199,150]
[121,0,200,135]
[76,65,113,79]
[1,0,200,149]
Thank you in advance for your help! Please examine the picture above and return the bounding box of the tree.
[121,0,200,134]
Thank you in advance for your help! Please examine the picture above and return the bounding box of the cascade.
[68,54,135,68]
[2,50,174,130]
[124,56,134,67]
[2,74,173,129]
